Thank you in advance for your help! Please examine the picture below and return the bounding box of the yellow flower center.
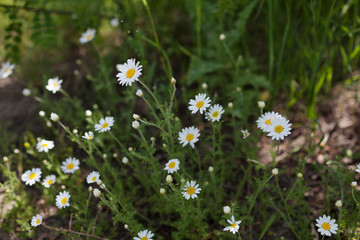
[89,135,93,139]
[47,179,53,185]
[4,68,9,73]
[67,163,74,169]
[322,222,330,231]
[187,187,195,195]
[42,143,48,147]
[29,173,36,179]
[231,223,236,228]
[212,111,219,118]
[168,162,176,169]
[196,101,204,108]
[186,134,194,142]
[126,69,135,78]
[36,219,40,224]
[102,123,109,128]
[265,119,272,125]
[141,237,148,240]
[274,125,284,133]
[61,198,67,204]
[54,83,58,87]
[92,176,97,181]
[86,34,92,40]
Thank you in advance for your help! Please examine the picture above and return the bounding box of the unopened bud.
[132,121,140,130]
[14,149,20,154]
[39,111,45,117]
[128,147,133,152]
[85,110,92,117]
[96,179,103,186]
[113,153,117,158]
[122,157,129,164]
[136,89,143,97]
[61,185,66,190]
[166,175,173,183]
[160,188,166,195]
[133,114,140,120]
[297,173,303,179]
[171,77,176,85]
[124,224,129,229]
[3,156,9,163]
[258,101,265,109]
[335,200,342,208]
[272,168,279,176]
[93,188,101,198]
[46,121,52,127]
[50,113,59,122]
[228,102,233,109]
[219,34,226,41]
[351,181,357,188]
[163,143,167,149]
[202,83,208,90]
[223,206,231,214]
[88,186,93,192]
[150,137,155,142]
[73,129,78,134]
[208,166,214,173]
[180,178,185,183]
[102,153,107,158]
[22,88,31,96]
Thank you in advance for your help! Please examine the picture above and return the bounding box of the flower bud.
[88,186,93,192]
[136,89,143,97]
[3,156,9,163]
[150,137,155,142]
[202,83,208,90]
[133,114,140,120]
[180,178,185,183]
[102,153,107,158]
[124,224,129,229]
[46,121,52,127]
[50,113,59,122]
[171,77,176,85]
[219,34,226,41]
[93,188,101,198]
[223,206,231,214]
[272,168,279,176]
[39,111,45,117]
[100,183,106,189]
[160,188,166,195]
[93,104,98,109]
[14,149,20,154]
[85,110,92,117]
[166,175,173,183]
[162,143,167,149]
[208,166,214,173]
[351,181,357,188]
[96,179,103,186]
[113,153,118,158]
[228,102,233,109]
[132,121,140,130]
[128,147,133,152]
[122,157,129,164]
[22,88,31,96]
[335,200,342,208]
[258,101,265,109]
[297,173,303,179]
[72,129,78,134]
[61,185,66,190]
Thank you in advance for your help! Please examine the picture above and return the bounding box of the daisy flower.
[116,58,143,86]
[188,93,211,114]
[86,171,100,184]
[266,116,292,141]
[315,215,338,236]
[256,111,282,132]
[182,180,201,200]
[0,62,15,78]
[46,77,63,94]
[21,168,42,186]
[205,104,224,122]
[82,131,94,140]
[134,229,154,240]
[79,28,96,44]
[223,215,242,234]
[60,157,80,174]
[36,139,55,152]
[30,214,42,227]
[42,175,56,188]
[241,129,250,139]
[178,126,200,148]
[94,116,114,133]
[56,191,71,209]
[164,159,180,174]
[355,163,360,173]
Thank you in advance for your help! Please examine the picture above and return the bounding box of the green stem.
[196,0,202,58]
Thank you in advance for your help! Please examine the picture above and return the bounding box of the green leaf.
[187,57,226,85]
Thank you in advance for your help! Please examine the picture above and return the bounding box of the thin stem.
[138,80,160,107]
[194,147,202,171]
[139,119,165,132]
[109,131,127,152]
[195,0,202,58]
[42,223,107,240]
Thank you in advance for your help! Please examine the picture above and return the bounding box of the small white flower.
[355,163,360,173]
[205,104,224,122]
[82,131,94,140]
[36,140,54,152]
[50,113,59,122]
[46,77,63,94]
[223,206,231,214]
[21,168,42,186]
[93,188,101,198]
[56,191,71,209]
[0,62,15,78]
[42,175,56,188]
[241,129,250,139]
[182,180,201,200]
[132,120,140,130]
[86,171,100,184]
[164,159,180,174]
[188,93,211,114]
[223,215,242,234]
[30,214,42,227]
[110,18,119,27]
[22,88,31,96]
[256,111,282,132]
[94,116,114,133]
[315,215,338,236]
[60,157,80,174]
[258,101,265,109]
[116,59,143,86]
[272,168,279,175]
[134,229,154,240]
[79,28,96,44]
[178,126,200,148]
[266,116,292,141]
[136,89,143,97]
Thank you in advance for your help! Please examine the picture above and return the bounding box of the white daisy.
[110,18,119,27]
[256,111,282,132]
[86,171,100,184]
[94,116,114,133]
[241,129,250,139]
[134,229,154,240]
[30,214,42,227]
[164,159,180,174]
[188,93,211,114]
[60,157,80,174]
[79,28,96,44]
[116,58,143,86]
[21,168,42,186]
[355,163,360,173]
[82,131,94,140]
[223,215,242,234]
[0,62,15,78]
[178,126,200,148]
[36,139,55,152]
[56,191,71,209]
[182,180,201,200]
[42,175,56,188]
[315,215,338,236]
[205,104,224,122]
[266,116,292,141]
[46,77,63,94]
